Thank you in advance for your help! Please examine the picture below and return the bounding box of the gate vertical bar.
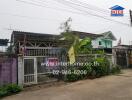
[34,58,38,84]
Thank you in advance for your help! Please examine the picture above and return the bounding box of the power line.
[28,0,48,5]
[71,0,110,13]
[15,0,112,19]
[71,0,130,16]
[55,0,129,17]
[0,12,114,31]
[16,0,130,26]
[66,0,110,14]
[0,12,62,22]
[69,0,132,18]
[33,0,130,25]
[16,0,87,15]
[37,0,111,17]
[54,0,129,26]
[38,0,109,14]
[43,0,130,19]
[0,12,94,27]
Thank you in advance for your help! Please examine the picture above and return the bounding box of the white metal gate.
[24,58,37,85]
[22,47,67,85]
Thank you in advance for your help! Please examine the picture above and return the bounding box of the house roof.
[68,31,116,41]
[11,31,71,48]
[11,30,116,44]
[110,5,125,10]
[11,31,61,43]
[70,31,103,39]
[101,31,117,41]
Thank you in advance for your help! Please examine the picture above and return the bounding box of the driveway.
[3,70,132,100]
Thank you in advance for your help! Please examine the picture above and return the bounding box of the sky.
[0,0,132,46]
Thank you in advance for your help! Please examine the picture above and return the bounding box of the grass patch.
[0,84,22,98]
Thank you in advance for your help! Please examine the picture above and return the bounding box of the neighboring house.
[11,31,69,54]
[0,39,9,46]
[71,31,117,49]
[113,45,132,68]
[11,31,69,86]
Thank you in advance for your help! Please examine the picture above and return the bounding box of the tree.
[60,17,72,33]
[60,17,80,54]
[60,17,93,55]
[6,45,13,54]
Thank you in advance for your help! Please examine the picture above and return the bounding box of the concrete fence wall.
[0,57,17,86]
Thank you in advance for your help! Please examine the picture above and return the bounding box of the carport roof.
[11,31,61,42]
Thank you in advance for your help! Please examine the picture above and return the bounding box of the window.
[99,41,102,45]
[108,41,112,47]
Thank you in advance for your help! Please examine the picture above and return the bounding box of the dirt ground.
[3,70,132,100]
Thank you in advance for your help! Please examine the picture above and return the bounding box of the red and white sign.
[47,58,59,67]
[111,10,123,15]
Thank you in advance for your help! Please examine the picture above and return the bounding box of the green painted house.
[92,31,117,48]
[71,31,117,49]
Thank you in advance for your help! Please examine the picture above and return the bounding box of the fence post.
[11,58,17,84]
[18,56,24,86]
[112,49,117,66]
[125,50,129,68]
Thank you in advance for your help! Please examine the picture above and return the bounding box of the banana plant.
[78,37,93,54]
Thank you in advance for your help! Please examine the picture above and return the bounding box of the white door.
[24,58,37,85]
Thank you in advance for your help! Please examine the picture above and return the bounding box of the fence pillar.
[126,50,129,68]
[112,49,117,66]
[11,58,17,83]
[18,56,24,86]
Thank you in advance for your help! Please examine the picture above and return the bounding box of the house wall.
[92,37,113,48]
[92,38,101,48]
[101,39,112,48]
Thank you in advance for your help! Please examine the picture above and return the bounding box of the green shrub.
[81,65,92,75]
[92,57,110,77]
[6,84,22,93]
[0,84,22,98]
[111,65,121,74]
[79,64,92,78]
[0,88,8,97]
[65,67,79,82]
[66,73,79,82]
[65,56,119,82]
[65,65,89,82]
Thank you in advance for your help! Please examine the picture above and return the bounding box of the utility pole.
[129,10,132,26]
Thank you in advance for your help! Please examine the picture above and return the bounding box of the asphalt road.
[3,70,132,100]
